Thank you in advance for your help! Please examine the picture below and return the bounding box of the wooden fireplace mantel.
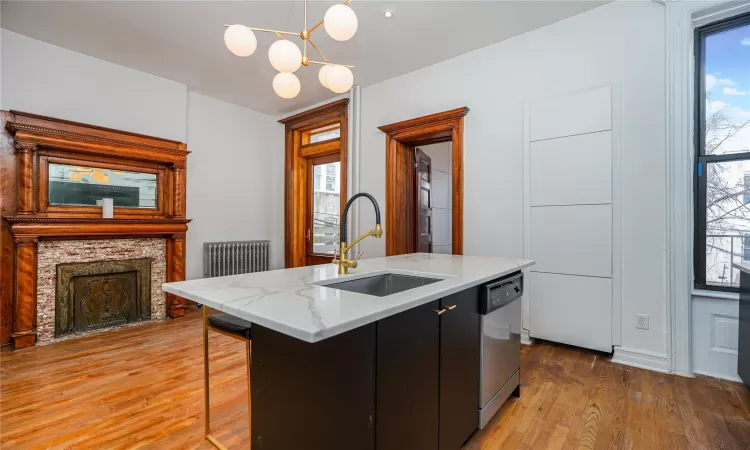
[4,216,190,237]
[0,111,191,349]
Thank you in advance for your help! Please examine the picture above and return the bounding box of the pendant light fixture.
[223,0,357,99]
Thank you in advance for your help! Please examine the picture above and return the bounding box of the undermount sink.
[322,273,442,297]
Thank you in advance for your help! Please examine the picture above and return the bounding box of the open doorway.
[416,142,453,254]
[379,107,468,256]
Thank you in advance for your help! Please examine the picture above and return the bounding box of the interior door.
[414,148,433,253]
[306,153,341,266]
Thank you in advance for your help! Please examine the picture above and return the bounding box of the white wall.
[420,142,452,254]
[357,2,668,358]
[1,30,284,280]
[185,92,284,279]
[1,30,187,141]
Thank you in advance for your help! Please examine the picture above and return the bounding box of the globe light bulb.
[268,40,302,73]
[324,4,358,42]
[319,64,334,89]
[224,24,257,57]
[273,72,301,99]
[325,65,354,94]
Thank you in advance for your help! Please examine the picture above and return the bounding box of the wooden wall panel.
[0,111,18,345]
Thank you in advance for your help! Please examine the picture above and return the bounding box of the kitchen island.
[163,253,534,450]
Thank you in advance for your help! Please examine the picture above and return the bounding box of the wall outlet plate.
[636,314,649,330]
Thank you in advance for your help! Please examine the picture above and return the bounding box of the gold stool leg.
[204,308,229,450]
[203,307,212,439]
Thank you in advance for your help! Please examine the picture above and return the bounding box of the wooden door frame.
[279,99,349,268]
[378,107,468,256]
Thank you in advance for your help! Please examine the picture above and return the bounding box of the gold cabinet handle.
[433,308,447,316]
[445,305,457,311]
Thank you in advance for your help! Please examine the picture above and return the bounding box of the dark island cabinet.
[376,300,441,450]
[376,289,481,450]
[439,286,481,450]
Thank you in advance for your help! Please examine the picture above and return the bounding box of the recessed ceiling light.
[384,11,394,19]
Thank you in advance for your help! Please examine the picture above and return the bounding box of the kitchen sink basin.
[322,273,442,297]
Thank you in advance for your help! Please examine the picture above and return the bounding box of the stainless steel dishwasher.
[478,271,523,429]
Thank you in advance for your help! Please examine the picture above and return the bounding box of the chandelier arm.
[275,32,285,40]
[224,24,299,37]
[308,39,329,63]
[308,19,324,35]
[310,60,354,69]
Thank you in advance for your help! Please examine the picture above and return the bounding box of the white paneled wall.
[525,85,616,353]
[422,142,452,255]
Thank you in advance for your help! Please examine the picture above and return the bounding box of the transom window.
[694,13,750,291]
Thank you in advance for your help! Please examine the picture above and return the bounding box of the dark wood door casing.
[280,99,349,268]
[379,107,468,257]
[0,110,191,349]
[415,148,433,253]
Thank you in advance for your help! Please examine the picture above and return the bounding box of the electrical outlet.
[636,314,649,330]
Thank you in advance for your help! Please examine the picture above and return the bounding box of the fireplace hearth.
[55,258,152,338]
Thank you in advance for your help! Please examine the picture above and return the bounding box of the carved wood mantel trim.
[0,111,191,349]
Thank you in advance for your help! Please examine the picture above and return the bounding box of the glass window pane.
[705,160,750,287]
[309,126,341,143]
[312,161,340,255]
[703,23,750,155]
[48,163,157,208]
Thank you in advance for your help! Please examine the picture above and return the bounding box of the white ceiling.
[1,1,606,115]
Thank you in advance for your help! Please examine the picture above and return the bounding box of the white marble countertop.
[733,262,750,275]
[162,253,534,343]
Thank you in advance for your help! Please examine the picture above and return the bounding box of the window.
[695,13,750,291]
[308,124,341,143]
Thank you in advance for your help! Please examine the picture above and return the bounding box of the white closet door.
[530,86,612,141]
[530,131,612,206]
[529,205,612,278]
[525,85,614,353]
[529,272,612,352]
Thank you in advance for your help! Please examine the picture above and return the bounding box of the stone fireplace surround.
[36,238,167,345]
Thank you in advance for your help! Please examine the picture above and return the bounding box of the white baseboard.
[611,347,670,374]
[693,369,743,383]
[521,330,534,345]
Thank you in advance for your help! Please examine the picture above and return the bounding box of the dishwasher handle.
[479,271,523,315]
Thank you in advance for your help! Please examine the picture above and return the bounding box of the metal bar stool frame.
[203,307,251,450]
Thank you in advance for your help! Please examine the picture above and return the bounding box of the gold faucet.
[333,224,383,274]
[332,193,383,275]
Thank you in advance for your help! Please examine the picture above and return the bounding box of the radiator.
[203,240,270,278]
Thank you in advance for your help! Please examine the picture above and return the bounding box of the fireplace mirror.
[48,163,157,209]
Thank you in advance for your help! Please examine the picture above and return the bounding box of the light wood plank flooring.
[1,308,749,449]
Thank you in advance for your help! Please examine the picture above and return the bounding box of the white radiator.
[203,240,270,278]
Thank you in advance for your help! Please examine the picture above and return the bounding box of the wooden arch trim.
[280,99,349,268]
[379,107,469,256]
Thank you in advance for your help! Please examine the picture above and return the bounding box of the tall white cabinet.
[524,85,619,353]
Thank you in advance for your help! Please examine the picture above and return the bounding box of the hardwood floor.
[1,309,748,449]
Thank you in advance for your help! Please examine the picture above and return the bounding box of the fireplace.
[55,258,152,338]
[1,111,190,349]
